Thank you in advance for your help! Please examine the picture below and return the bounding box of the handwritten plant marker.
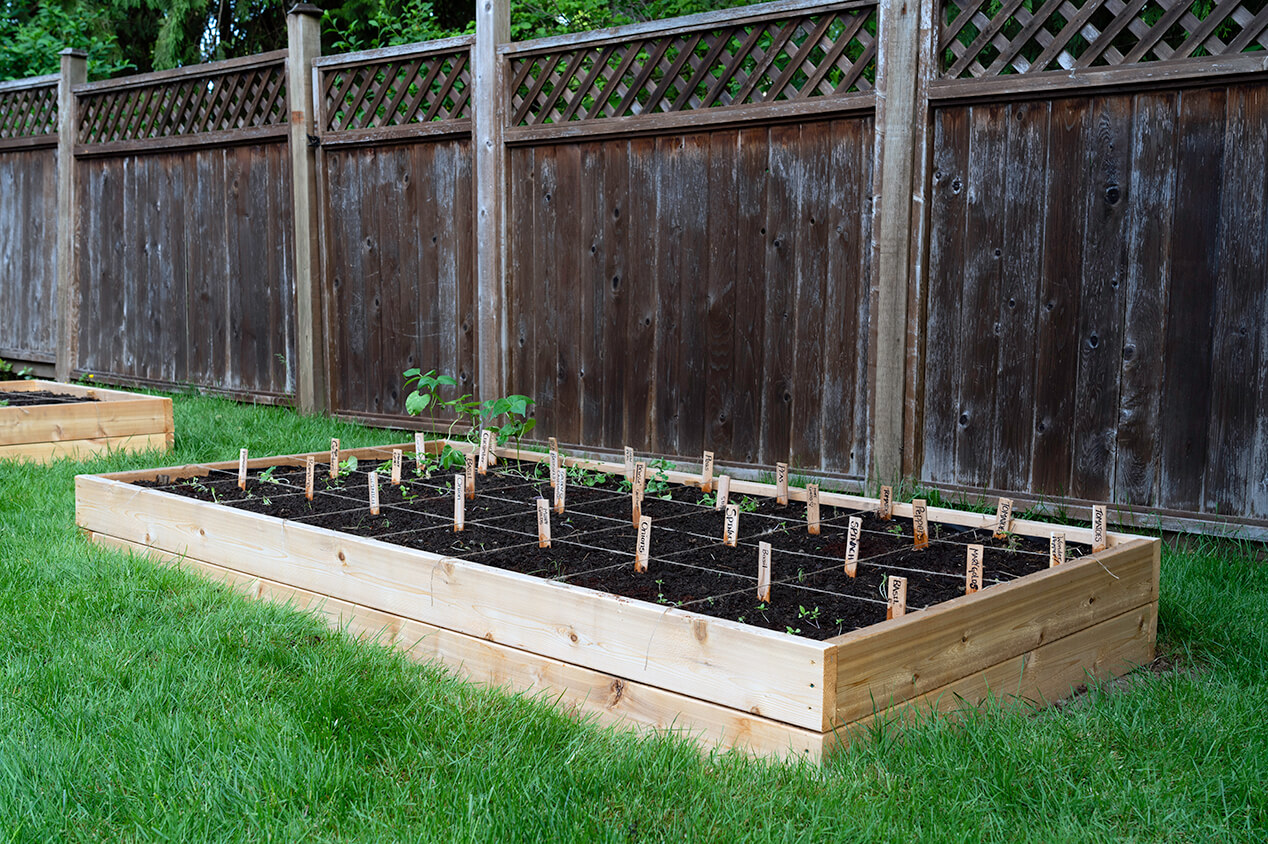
[701,450,714,492]
[1050,532,1066,567]
[757,542,772,602]
[478,430,492,475]
[554,467,566,514]
[391,449,402,485]
[912,498,929,550]
[464,452,475,499]
[368,471,380,516]
[1092,504,1108,552]
[878,485,893,520]
[715,475,731,510]
[453,474,464,531]
[537,498,551,548]
[776,462,789,505]
[966,544,984,595]
[549,437,559,488]
[632,494,642,528]
[993,497,1014,540]
[330,438,340,479]
[237,448,248,490]
[304,455,315,501]
[414,433,425,466]
[624,446,635,480]
[723,503,739,547]
[634,515,652,572]
[633,461,647,501]
[844,516,862,577]
[807,483,820,535]
[886,575,908,620]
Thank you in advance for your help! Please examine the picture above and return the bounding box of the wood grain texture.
[0,148,57,362]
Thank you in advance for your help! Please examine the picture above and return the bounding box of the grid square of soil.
[466,542,633,579]
[476,510,629,543]
[224,490,387,520]
[676,580,890,640]
[290,503,449,538]
[851,513,1073,556]
[729,522,910,561]
[569,494,707,522]
[567,521,724,557]
[390,523,543,556]
[673,485,864,523]
[561,559,754,611]
[0,390,98,407]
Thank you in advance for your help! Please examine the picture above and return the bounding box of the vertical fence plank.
[554,141,581,444]
[56,50,86,381]
[791,119,829,472]
[654,135,683,456]
[761,124,800,466]
[475,0,509,400]
[675,133,709,460]
[509,147,535,409]
[730,126,769,465]
[601,140,629,448]
[625,137,658,451]
[533,145,559,440]
[705,130,738,460]
[578,142,605,446]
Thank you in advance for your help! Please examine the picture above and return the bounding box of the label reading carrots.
[554,467,566,514]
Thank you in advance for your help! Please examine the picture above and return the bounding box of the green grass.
[1,389,1266,841]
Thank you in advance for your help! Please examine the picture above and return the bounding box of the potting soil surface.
[0,390,100,407]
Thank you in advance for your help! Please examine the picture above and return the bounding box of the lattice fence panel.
[942,0,1268,78]
[0,84,58,140]
[77,62,287,144]
[320,49,471,132]
[509,6,877,126]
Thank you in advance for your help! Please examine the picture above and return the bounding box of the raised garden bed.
[75,441,1159,759]
[1,379,174,463]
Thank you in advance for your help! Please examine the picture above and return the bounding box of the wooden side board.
[75,474,834,731]
[86,530,832,760]
[0,380,174,459]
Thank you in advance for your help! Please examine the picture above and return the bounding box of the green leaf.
[405,391,429,416]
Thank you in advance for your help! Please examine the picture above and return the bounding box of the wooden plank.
[704,130,738,459]
[675,134,710,459]
[1031,96,1090,496]
[577,142,605,446]
[990,101,1047,492]
[376,148,407,415]
[954,102,1006,490]
[0,398,172,446]
[532,145,559,438]
[553,142,582,444]
[761,124,800,465]
[1114,91,1176,509]
[791,120,830,470]
[1207,84,1266,516]
[652,136,684,455]
[474,2,506,400]
[921,107,969,485]
[454,140,477,400]
[1158,88,1225,513]
[830,537,1157,725]
[90,531,831,760]
[860,602,1157,726]
[0,432,169,462]
[75,475,834,731]
[601,140,629,449]
[1071,94,1132,502]
[624,137,658,450]
[508,147,535,405]
[730,127,769,464]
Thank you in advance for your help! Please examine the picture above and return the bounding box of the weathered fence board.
[0,147,57,363]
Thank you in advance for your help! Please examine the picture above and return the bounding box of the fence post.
[474,0,510,401]
[55,49,86,383]
[286,3,325,412]
[870,0,932,483]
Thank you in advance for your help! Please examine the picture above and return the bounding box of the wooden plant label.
[304,455,315,501]
[807,483,821,535]
[634,515,652,572]
[453,474,464,532]
[237,448,248,490]
[478,429,492,475]
[1092,504,1108,552]
[966,544,984,595]
[723,503,739,547]
[1050,532,1066,568]
[701,450,714,492]
[844,516,862,577]
[886,575,908,620]
[624,446,635,480]
[368,471,380,516]
[757,542,772,602]
[464,452,475,499]
[554,467,566,514]
[993,497,1014,539]
[537,498,551,548]
[912,498,929,550]
[775,462,789,505]
[330,438,340,479]
[632,495,642,528]
[879,485,893,520]
[414,433,425,465]
[715,475,731,510]
[390,449,402,485]
[633,461,647,501]
[549,437,559,488]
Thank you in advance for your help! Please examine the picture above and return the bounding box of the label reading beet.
[464,452,475,499]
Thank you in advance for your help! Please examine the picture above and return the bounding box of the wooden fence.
[1,0,1267,535]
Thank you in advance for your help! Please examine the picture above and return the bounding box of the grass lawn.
[1,390,1265,841]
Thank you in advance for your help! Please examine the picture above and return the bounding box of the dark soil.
[0,389,99,407]
[132,462,1090,640]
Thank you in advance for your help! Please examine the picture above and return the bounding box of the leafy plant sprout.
[403,368,458,433]
[738,496,760,513]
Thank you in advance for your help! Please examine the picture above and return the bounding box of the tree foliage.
[1,0,762,82]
